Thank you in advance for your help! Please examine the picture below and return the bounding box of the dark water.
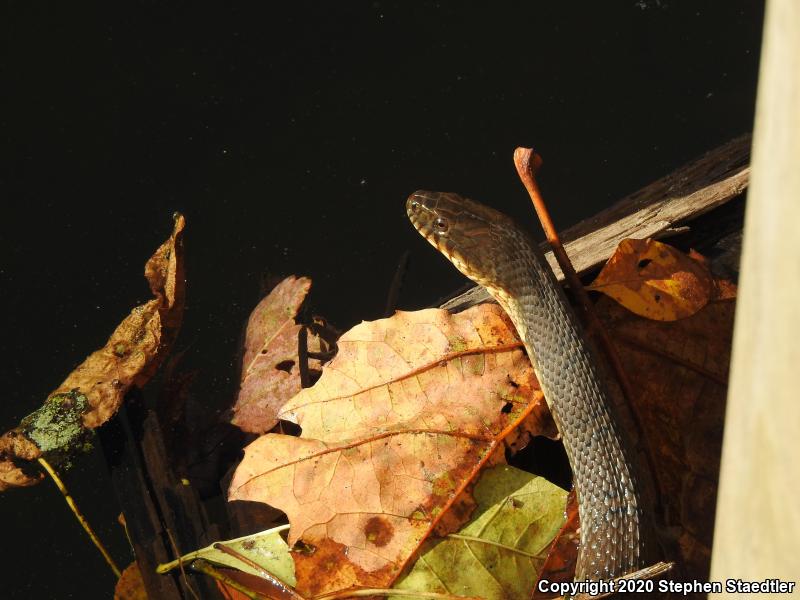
[2,2,762,597]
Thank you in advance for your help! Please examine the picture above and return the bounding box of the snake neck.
[486,234,653,581]
[405,191,657,581]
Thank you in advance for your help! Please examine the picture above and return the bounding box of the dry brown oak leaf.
[0,214,185,492]
[597,294,734,594]
[527,287,734,599]
[228,304,557,598]
[231,275,324,434]
[584,238,735,593]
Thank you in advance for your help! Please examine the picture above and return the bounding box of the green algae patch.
[20,390,93,463]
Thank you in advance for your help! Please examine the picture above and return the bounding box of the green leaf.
[156,524,295,586]
[393,465,566,600]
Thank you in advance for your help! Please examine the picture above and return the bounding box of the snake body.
[406,191,654,581]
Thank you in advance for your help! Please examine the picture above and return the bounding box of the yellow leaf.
[587,238,713,321]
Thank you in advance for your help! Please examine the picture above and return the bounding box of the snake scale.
[406,190,656,583]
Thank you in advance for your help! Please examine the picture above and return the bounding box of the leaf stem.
[38,457,122,578]
[512,147,663,505]
[445,533,547,559]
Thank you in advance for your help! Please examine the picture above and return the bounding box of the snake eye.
[434,217,449,233]
[409,200,420,213]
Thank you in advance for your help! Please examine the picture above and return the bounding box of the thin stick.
[512,148,638,409]
[38,457,122,578]
[165,527,201,600]
[512,147,667,544]
[574,561,675,600]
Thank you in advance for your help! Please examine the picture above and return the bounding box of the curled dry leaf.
[229,304,556,597]
[587,238,717,321]
[157,524,295,586]
[231,275,324,434]
[0,214,185,492]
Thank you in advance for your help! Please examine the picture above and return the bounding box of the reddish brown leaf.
[114,562,148,600]
[214,567,301,600]
[532,489,580,600]
[229,304,554,597]
[231,276,325,434]
[597,294,735,592]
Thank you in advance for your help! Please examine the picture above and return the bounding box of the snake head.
[406,190,528,295]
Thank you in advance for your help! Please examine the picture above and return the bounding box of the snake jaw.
[406,190,498,288]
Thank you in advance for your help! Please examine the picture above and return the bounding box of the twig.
[574,561,675,600]
[512,149,664,479]
[442,134,750,312]
[512,147,667,557]
[165,527,201,600]
[513,147,638,410]
[37,457,122,578]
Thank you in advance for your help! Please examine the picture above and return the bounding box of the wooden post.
[710,0,800,594]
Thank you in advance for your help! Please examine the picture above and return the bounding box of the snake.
[406,190,656,583]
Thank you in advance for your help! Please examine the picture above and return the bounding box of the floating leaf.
[231,276,325,434]
[393,464,566,600]
[0,214,186,491]
[157,524,295,586]
[229,304,555,597]
[587,238,713,320]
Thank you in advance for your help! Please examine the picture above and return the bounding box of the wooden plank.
[710,0,800,593]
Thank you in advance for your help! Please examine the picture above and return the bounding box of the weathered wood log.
[441,134,750,312]
[101,397,223,599]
